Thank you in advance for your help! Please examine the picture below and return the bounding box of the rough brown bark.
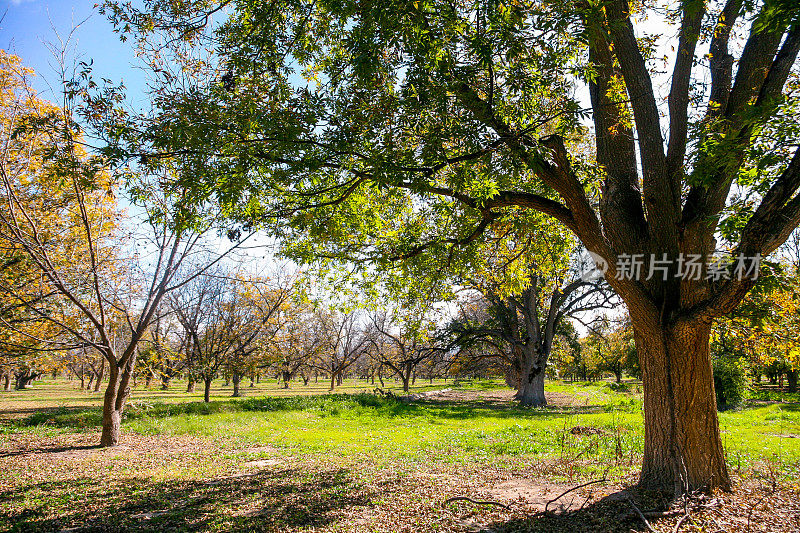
[516,367,546,407]
[101,374,122,446]
[203,377,212,402]
[232,372,242,397]
[100,353,136,447]
[632,315,730,494]
[186,379,195,393]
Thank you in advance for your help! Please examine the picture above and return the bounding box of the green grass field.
[1,378,799,532]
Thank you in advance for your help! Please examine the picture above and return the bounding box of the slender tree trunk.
[101,370,122,447]
[329,372,336,391]
[232,372,242,397]
[614,368,622,384]
[250,374,255,388]
[633,316,730,494]
[337,372,343,386]
[101,354,135,447]
[3,373,9,391]
[93,359,104,392]
[256,373,261,384]
[204,377,213,402]
[86,375,94,391]
[187,378,195,393]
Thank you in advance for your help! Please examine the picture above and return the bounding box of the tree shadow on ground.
[0,467,370,532]
[484,490,658,533]
[0,443,100,459]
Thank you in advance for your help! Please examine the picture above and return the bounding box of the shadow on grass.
[11,393,616,431]
[0,467,370,532]
[0,443,100,459]
[731,400,800,413]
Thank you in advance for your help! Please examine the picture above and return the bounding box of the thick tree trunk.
[3,373,9,391]
[232,372,242,397]
[329,373,337,391]
[614,368,622,384]
[186,379,195,393]
[633,316,730,494]
[161,375,171,390]
[513,345,547,407]
[516,369,546,407]
[787,370,798,393]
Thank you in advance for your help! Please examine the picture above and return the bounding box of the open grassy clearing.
[1,379,799,532]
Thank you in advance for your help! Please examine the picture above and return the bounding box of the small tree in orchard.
[313,309,373,391]
[0,52,242,445]
[272,303,326,388]
[584,315,636,384]
[105,0,800,493]
[370,307,440,392]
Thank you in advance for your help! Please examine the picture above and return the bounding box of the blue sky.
[0,0,145,101]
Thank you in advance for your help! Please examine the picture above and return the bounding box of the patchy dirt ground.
[2,426,799,532]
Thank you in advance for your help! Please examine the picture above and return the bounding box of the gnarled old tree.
[104,0,800,494]
[456,263,611,406]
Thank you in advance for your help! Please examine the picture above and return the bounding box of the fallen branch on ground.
[628,498,656,533]
[544,469,609,513]
[443,496,511,510]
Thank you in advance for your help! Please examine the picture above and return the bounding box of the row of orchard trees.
[0,40,625,428]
